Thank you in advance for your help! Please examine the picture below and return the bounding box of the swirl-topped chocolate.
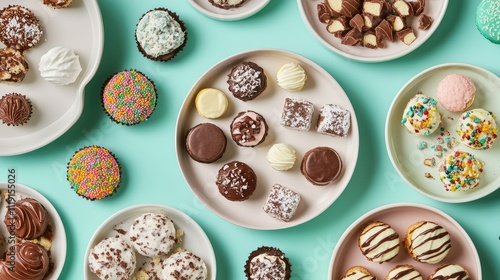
[0,242,50,280]
[0,93,32,126]
[4,198,49,240]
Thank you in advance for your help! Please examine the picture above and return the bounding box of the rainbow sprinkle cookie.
[457,108,498,150]
[401,92,441,136]
[438,150,483,192]
[102,69,157,125]
[67,146,121,200]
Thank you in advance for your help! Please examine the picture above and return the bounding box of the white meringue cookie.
[39,46,82,86]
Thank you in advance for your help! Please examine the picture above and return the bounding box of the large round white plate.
[84,204,216,280]
[386,63,500,203]
[0,0,103,156]
[329,203,481,280]
[175,49,359,230]
[0,181,67,280]
[297,0,448,62]
[187,0,270,21]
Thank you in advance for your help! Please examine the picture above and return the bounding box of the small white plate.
[297,0,448,62]
[175,48,359,230]
[0,181,67,280]
[187,0,270,21]
[329,203,481,280]
[0,0,103,156]
[84,204,216,280]
[386,63,500,203]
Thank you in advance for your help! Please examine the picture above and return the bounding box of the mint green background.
[1,0,499,279]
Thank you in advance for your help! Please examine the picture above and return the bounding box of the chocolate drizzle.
[359,221,400,263]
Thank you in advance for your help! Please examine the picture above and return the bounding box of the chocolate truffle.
[227,61,267,102]
[230,110,268,147]
[186,123,227,163]
[0,242,49,280]
[301,147,342,186]
[0,92,32,126]
[0,47,29,83]
[4,198,49,240]
[0,5,43,51]
[244,246,291,280]
[216,161,257,201]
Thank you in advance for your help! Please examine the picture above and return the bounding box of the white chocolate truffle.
[88,237,136,280]
[267,143,296,171]
[38,46,82,86]
[276,62,307,91]
[161,250,207,279]
[129,213,176,257]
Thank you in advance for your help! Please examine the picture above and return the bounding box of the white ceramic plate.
[84,204,216,280]
[386,63,500,203]
[175,49,359,230]
[297,0,448,62]
[187,0,270,21]
[0,0,103,156]
[0,181,67,280]
[329,203,481,280]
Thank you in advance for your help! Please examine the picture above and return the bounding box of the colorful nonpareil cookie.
[358,221,400,263]
[0,92,32,126]
[0,47,29,83]
[457,108,498,150]
[401,92,441,136]
[437,150,483,192]
[405,221,451,264]
[102,69,157,125]
[67,146,121,200]
[0,5,43,51]
[476,0,500,44]
[135,8,187,62]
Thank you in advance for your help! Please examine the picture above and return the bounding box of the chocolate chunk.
[375,19,394,42]
[349,14,365,31]
[418,13,433,30]
[327,0,362,18]
[362,0,385,17]
[327,16,350,34]
[396,27,416,45]
[341,28,363,46]
[411,0,426,16]
[363,30,378,49]
[392,0,414,17]
[317,2,333,23]
[363,14,382,30]
[387,14,406,32]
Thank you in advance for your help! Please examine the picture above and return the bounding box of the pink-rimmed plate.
[329,203,481,279]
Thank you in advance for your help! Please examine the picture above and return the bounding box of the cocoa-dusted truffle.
[230,110,268,147]
[216,161,257,201]
[0,92,32,126]
[244,246,291,280]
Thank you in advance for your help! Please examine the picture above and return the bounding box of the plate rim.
[0,0,104,156]
[385,62,500,203]
[175,47,360,230]
[297,0,449,62]
[186,0,270,21]
[327,202,482,280]
[0,181,68,280]
[83,203,217,280]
